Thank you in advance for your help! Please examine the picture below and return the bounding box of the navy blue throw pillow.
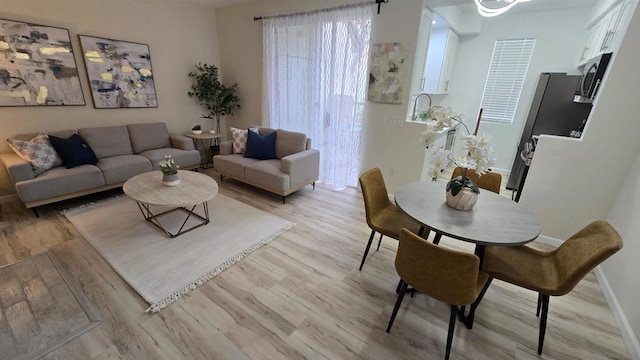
[244,130,277,160]
[49,134,99,168]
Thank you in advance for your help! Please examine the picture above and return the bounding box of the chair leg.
[538,294,550,355]
[359,230,376,271]
[386,280,408,332]
[464,278,493,329]
[536,292,542,316]
[395,278,403,294]
[445,305,457,360]
[376,233,384,251]
[433,233,442,245]
[312,182,316,190]
[32,207,40,218]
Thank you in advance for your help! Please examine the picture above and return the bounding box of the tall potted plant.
[187,63,240,133]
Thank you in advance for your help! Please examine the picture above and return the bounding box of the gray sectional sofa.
[1,122,200,213]
[213,128,319,203]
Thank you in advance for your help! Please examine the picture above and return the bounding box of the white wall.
[0,0,220,192]
[436,7,589,171]
[360,0,429,193]
[521,2,640,356]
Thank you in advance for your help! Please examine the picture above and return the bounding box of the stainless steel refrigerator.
[506,73,592,195]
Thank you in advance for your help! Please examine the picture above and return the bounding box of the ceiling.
[185,0,260,7]
[186,0,598,12]
[425,0,598,14]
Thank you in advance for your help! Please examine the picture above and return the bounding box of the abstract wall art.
[0,19,85,106]
[79,35,157,109]
[367,42,409,104]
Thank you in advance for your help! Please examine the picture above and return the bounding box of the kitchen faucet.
[411,92,432,120]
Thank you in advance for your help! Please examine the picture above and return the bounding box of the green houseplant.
[187,63,240,133]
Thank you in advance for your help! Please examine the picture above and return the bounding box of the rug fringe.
[59,194,125,215]
[144,222,295,313]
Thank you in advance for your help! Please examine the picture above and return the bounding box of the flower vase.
[445,174,479,210]
[162,173,181,187]
[445,186,478,210]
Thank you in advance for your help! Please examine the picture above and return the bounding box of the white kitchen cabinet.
[423,28,459,94]
[578,0,633,64]
[410,9,433,95]
[603,0,634,53]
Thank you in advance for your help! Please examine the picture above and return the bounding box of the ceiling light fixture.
[474,0,531,17]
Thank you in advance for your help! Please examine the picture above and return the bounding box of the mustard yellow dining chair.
[358,168,421,270]
[451,167,502,194]
[481,220,623,355]
[387,229,492,360]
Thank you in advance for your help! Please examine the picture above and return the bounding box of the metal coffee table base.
[135,201,210,238]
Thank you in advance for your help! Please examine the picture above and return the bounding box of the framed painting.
[0,19,85,106]
[79,35,157,109]
[367,42,409,104]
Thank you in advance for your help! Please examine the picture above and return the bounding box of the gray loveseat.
[213,128,319,203]
[1,122,200,213]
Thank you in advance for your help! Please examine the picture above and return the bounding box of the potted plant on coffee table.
[187,63,241,133]
[159,155,180,187]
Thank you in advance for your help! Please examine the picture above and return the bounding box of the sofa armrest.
[220,141,233,155]
[0,153,35,183]
[281,149,320,187]
[170,134,196,151]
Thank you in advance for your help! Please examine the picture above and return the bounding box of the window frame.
[479,37,537,125]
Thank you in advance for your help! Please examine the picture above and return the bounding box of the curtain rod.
[253,0,389,21]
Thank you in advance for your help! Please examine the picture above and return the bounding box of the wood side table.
[186,132,223,168]
[123,171,218,238]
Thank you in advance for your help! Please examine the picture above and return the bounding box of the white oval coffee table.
[123,170,218,238]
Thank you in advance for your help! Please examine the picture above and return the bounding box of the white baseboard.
[533,234,639,359]
[594,267,640,360]
[534,234,564,247]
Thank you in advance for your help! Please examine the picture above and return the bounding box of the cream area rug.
[64,194,294,313]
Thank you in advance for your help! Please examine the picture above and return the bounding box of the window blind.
[480,38,536,124]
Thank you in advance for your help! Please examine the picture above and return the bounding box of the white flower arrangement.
[420,106,462,148]
[430,134,495,194]
[159,155,179,175]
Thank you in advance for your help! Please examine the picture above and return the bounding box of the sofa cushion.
[128,123,172,154]
[49,134,99,168]
[78,126,133,159]
[15,164,105,203]
[245,130,277,160]
[139,148,200,171]
[230,127,259,154]
[6,134,63,176]
[213,154,260,179]
[96,155,152,185]
[275,129,307,159]
[245,160,290,192]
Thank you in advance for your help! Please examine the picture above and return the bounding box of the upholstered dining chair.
[481,220,623,355]
[387,229,492,360]
[358,168,421,270]
[451,167,502,194]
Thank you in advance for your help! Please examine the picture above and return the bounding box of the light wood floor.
[0,168,629,359]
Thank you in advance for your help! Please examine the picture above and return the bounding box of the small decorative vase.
[445,186,478,210]
[162,173,181,187]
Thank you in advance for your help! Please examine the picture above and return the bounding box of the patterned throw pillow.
[230,127,258,154]
[7,133,63,176]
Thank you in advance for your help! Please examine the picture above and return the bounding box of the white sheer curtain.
[263,3,372,189]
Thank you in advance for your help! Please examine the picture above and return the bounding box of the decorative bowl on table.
[192,130,203,135]
[209,130,216,134]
